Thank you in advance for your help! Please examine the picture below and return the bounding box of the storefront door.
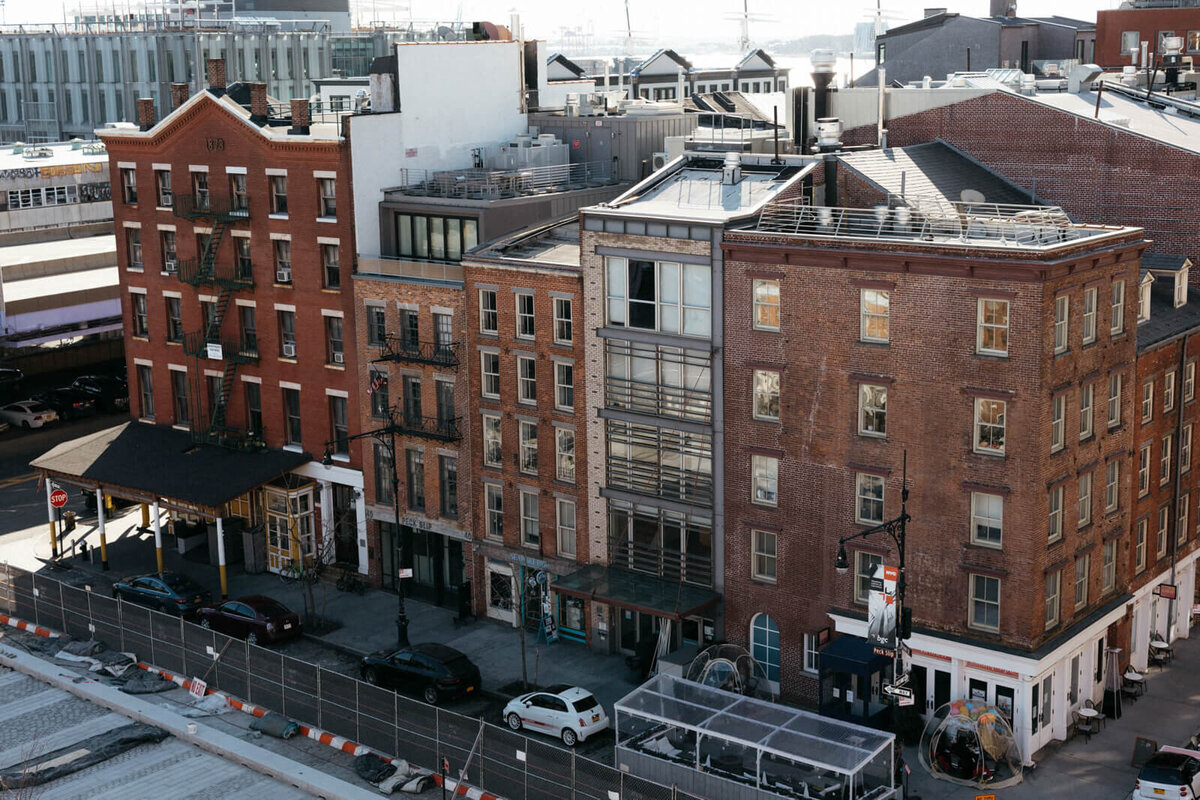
[1031,674,1054,751]
[486,562,516,625]
[265,484,314,573]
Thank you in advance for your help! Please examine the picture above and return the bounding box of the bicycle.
[278,560,303,585]
[336,569,366,595]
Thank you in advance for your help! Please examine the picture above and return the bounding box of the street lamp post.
[323,402,409,649]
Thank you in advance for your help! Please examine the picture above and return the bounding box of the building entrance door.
[486,562,516,625]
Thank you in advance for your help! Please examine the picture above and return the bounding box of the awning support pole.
[152,499,164,574]
[96,487,109,571]
[45,481,58,559]
[216,516,228,599]
[141,503,150,530]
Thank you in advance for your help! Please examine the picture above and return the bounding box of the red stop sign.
[50,489,68,508]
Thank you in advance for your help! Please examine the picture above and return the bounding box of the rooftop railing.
[388,160,617,201]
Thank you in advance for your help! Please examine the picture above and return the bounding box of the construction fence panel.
[59,584,92,641]
[117,601,154,663]
[280,653,320,726]
[246,646,284,712]
[575,754,624,800]
[477,724,527,800]
[148,608,185,675]
[181,619,217,682]
[620,772,681,800]
[434,706,479,779]
[317,667,359,741]
[88,592,122,648]
[8,567,36,624]
[356,683,398,756]
[526,737,575,800]
[31,572,64,632]
[211,632,250,700]
[394,695,438,769]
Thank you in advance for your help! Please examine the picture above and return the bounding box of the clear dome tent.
[918,698,1023,789]
[686,643,776,701]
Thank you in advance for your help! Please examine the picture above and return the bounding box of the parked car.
[33,387,97,420]
[360,643,481,705]
[197,595,302,645]
[69,375,130,412]
[0,367,23,399]
[0,400,58,429]
[112,572,212,616]
[503,685,608,746]
[1136,748,1200,799]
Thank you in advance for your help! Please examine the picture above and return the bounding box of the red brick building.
[1094,5,1200,67]
[99,60,366,580]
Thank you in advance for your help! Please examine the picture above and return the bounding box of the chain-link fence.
[0,563,712,800]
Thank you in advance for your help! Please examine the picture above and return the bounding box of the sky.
[1,0,1122,43]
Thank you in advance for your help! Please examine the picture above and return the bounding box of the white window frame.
[752,455,779,507]
[1074,556,1089,611]
[1187,362,1196,403]
[515,292,535,340]
[976,298,1009,356]
[1082,287,1097,344]
[855,551,883,603]
[482,414,502,467]
[1158,506,1169,558]
[1102,540,1116,594]
[1051,394,1065,452]
[970,492,1003,548]
[1143,381,1154,423]
[1165,370,1176,413]
[861,289,890,343]
[517,356,537,405]
[480,352,500,399]
[553,297,573,345]
[554,362,574,412]
[1079,384,1094,440]
[555,427,575,483]
[479,289,498,334]
[1105,459,1120,513]
[1111,280,1125,335]
[1054,295,1069,354]
[1181,494,1191,546]
[1049,485,1064,543]
[754,280,781,332]
[520,490,540,547]
[858,384,887,438]
[803,633,819,674]
[856,472,884,524]
[970,574,1001,633]
[1078,472,1092,527]
[519,420,538,475]
[1139,280,1152,323]
[752,529,777,583]
[1135,518,1148,573]
[754,370,781,422]
[1139,443,1151,496]
[485,484,504,541]
[557,499,577,557]
[1161,434,1172,486]
[605,256,712,338]
[974,398,1006,456]
[1108,373,1122,429]
[1045,570,1061,630]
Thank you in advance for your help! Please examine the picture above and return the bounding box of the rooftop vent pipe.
[723,152,742,185]
[815,117,843,207]
[810,49,836,123]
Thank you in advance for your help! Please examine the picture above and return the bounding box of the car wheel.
[363,667,380,686]
[199,617,211,629]
[561,728,578,747]
[506,712,523,731]
[20,421,30,429]
[423,685,440,705]
[247,632,259,646]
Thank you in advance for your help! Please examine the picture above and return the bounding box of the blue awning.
[820,635,891,675]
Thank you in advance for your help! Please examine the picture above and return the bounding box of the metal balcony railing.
[388,160,617,201]
[395,414,461,442]
[173,194,251,221]
[604,376,713,423]
[182,332,258,364]
[192,424,266,452]
[375,337,459,367]
[609,536,714,588]
[606,457,714,507]
[176,258,254,289]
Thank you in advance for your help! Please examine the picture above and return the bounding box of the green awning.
[552,564,720,620]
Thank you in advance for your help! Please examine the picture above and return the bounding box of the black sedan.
[34,387,97,420]
[112,572,212,616]
[360,643,481,705]
[69,375,130,412]
[197,595,302,645]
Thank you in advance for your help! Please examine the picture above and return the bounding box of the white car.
[504,685,609,746]
[0,400,58,429]
[1136,747,1200,799]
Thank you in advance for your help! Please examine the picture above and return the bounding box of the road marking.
[0,472,37,489]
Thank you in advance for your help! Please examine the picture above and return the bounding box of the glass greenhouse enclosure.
[616,673,897,800]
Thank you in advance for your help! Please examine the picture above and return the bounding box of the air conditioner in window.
[164,259,177,272]
[276,268,292,283]
[282,342,297,358]
[332,351,344,364]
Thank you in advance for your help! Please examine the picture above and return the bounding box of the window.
[1135,518,1148,573]
[1166,371,1177,413]
[192,172,209,210]
[1143,381,1154,423]
[155,169,172,208]
[161,231,177,271]
[555,362,574,411]
[476,414,501,468]
[406,450,425,511]
[166,297,182,343]
[1051,394,1065,452]
[369,370,389,419]
[1054,295,1069,353]
[137,365,154,419]
[131,293,148,337]
[1181,494,1190,546]
[229,174,248,213]
[1106,460,1120,513]
[749,614,781,684]
[374,445,395,504]
[971,492,1003,548]
[1079,384,1094,440]
[1108,374,1122,429]
[855,551,882,603]
[517,356,537,404]
[1190,30,1200,53]
[480,353,500,399]
[126,228,142,268]
[977,298,1008,355]
[329,396,348,455]
[120,168,137,204]
[270,175,287,214]
[606,257,711,337]
[1045,571,1061,629]
[396,214,478,262]
[318,178,336,218]
[753,455,779,506]
[326,316,344,364]
[754,370,781,422]
[398,309,419,349]
[171,370,189,426]
[1157,506,1169,558]
[557,499,576,557]
[1185,424,1194,473]
[479,289,497,334]
[554,297,573,344]
[1078,472,1092,527]
[1139,280,1152,322]
[1139,443,1151,496]
[322,245,340,289]
[516,293,535,339]
[485,484,503,540]
[970,574,1000,632]
[861,289,889,342]
[1049,485,1064,543]
[753,280,780,330]
[1074,556,1089,611]
[245,382,262,438]
[521,490,540,546]
[235,238,252,281]
[402,376,422,422]
[1111,280,1125,335]
[858,384,886,437]
[274,240,292,283]
[803,633,819,674]
[556,428,575,483]
[283,387,301,445]
[1121,31,1139,54]
[1082,287,1097,344]
[974,398,1006,455]
[856,472,884,524]
[519,421,538,474]
[1187,362,1196,402]
[1161,435,1172,486]
[606,421,713,504]
[1102,540,1116,594]
[752,529,777,582]
[277,310,296,358]
[365,307,386,348]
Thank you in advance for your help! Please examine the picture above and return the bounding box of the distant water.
[691,52,875,87]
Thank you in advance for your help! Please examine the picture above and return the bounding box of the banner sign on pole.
[868,564,899,656]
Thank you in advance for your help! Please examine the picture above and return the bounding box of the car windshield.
[572,693,599,712]
[162,574,203,593]
[1141,756,1192,784]
[25,403,51,412]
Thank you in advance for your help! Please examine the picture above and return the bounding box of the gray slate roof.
[1138,283,1200,351]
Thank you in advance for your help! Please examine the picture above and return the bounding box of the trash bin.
[62,511,77,532]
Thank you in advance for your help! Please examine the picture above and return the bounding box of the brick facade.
[1094,8,1200,67]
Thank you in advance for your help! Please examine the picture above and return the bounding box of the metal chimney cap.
[810,49,837,72]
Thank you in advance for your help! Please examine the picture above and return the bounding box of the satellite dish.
[960,189,986,204]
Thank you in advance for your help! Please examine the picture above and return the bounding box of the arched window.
[750,613,780,684]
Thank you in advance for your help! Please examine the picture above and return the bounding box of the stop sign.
[49,489,68,508]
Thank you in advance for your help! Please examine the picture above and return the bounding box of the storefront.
[378,514,468,610]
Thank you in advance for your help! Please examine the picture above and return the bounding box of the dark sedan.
[112,572,212,616]
[360,643,481,705]
[197,596,302,645]
[34,387,97,420]
[69,375,130,412]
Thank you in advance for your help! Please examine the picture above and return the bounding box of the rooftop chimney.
[170,82,190,110]
[206,58,227,97]
[810,49,837,133]
[722,152,742,185]
[989,0,1017,17]
[249,83,269,126]
[289,98,311,135]
[924,7,947,18]
[136,98,156,131]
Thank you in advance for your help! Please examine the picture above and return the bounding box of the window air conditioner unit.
[164,259,177,272]
[333,351,345,364]
[276,268,292,283]
[282,342,297,358]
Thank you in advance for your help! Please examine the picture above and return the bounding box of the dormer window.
[1176,267,1190,308]
[1138,274,1154,324]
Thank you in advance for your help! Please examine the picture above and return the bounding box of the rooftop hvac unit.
[651,152,668,171]
[282,342,297,358]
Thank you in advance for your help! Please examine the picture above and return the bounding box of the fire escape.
[174,194,260,450]
[372,336,463,441]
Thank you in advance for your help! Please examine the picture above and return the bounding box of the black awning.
[553,564,720,620]
[820,635,891,675]
[31,422,310,512]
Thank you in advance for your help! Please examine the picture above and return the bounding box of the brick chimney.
[249,82,269,126]
[136,98,156,131]
[989,0,1016,17]
[170,82,190,110]
[206,58,227,96]
[289,98,310,135]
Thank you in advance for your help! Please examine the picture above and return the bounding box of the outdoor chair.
[1074,710,1099,742]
